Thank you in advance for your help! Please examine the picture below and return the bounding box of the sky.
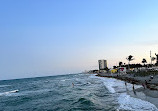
[0,0,158,80]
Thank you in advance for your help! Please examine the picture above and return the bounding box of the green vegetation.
[113,53,158,69]
[127,70,158,77]
[112,54,158,77]
[126,55,134,69]
[119,62,123,67]
[142,58,147,65]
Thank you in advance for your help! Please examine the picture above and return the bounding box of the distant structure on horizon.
[155,53,158,65]
[98,59,107,70]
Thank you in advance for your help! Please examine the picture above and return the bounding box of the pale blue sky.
[0,0,158,80]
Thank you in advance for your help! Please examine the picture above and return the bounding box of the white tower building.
[98,60,107,70]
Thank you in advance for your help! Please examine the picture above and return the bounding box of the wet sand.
[96,73,158,108]
[97,73,158,90]
[128,87,158,108]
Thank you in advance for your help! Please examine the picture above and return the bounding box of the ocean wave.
[90,75,142,94]
[60,79,71,82]
[0,85,11,88]
[92,76,116,93]
[103,82,116,93]
[118,93,158,111]
[90,75,158,111]
[0,90,19,96]
[73,97,94,106]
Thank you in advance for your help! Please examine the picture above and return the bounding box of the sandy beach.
[96,73,158,108]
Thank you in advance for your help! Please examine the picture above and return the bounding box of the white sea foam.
[89,75,158,111]
[0,85,11,88]
[61,79,71,81]
[90,75,117,93]
[101,78,116,93]
[0,90,19,96]
[118,93,158,111]
[90,75,142,93]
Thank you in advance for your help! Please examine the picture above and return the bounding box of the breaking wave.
[91,75,158,111]
[0,90,19,96]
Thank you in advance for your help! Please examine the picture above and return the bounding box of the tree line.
[113,55,158,69]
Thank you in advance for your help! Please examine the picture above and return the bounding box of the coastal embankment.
[97,73,158,90]
[96,73,158,108]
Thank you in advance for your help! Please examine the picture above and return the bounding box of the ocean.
[0,73,158,111]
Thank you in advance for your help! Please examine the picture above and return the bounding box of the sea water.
[0,73,157,111]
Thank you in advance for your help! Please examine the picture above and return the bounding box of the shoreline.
[96,73,158,90]
[96,73,158,108]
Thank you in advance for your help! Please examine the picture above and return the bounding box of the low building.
[110,69,117,73]
[118,67,126,74]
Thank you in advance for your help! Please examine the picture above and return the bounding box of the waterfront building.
[110,69,117,73]
[118,67,127,74]
[98,60,107,70]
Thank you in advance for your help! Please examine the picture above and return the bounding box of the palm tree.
[119,62,123,67]
[142,58,147,66]
[126,55,134,69]
[155,53,158,65]
[151,57,156,65]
